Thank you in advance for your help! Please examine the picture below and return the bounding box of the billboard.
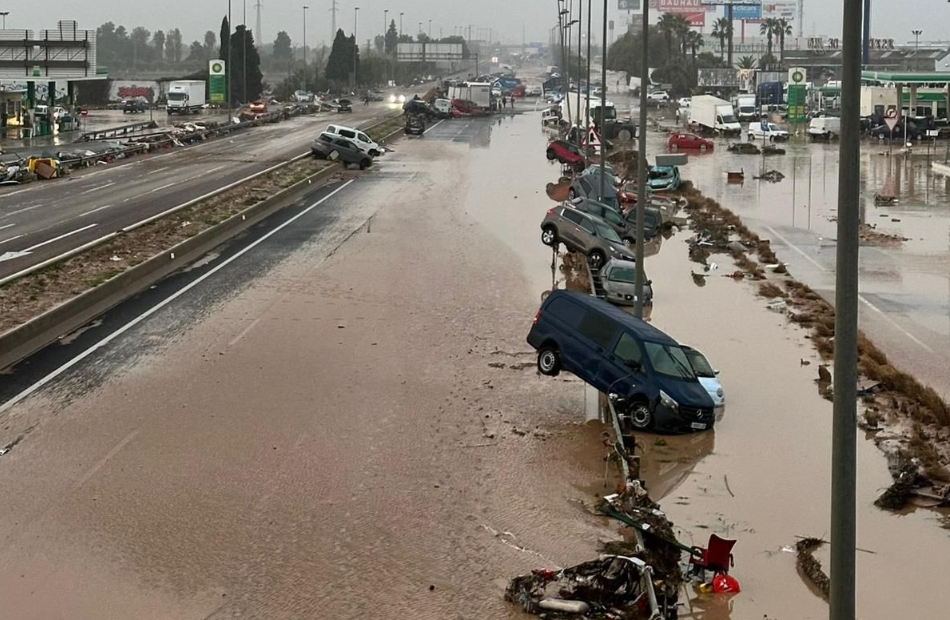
[763,1,796,21]
[396,42,463,62]
[657,0,705,27]
[732,4,763,20]
[697,68,740,88]
[619,0,641,9]
[0,21,100,80]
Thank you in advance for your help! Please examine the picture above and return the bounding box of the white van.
[325,124,381,157]
[541,107,561,126]
[808,116,840,139]
[433,98,452,116]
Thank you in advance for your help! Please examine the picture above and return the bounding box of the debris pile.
[795,538,830,599]
[753,170,785,183]
[727,142,760,155]
[873,193,899,206]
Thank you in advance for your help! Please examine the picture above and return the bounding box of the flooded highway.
[1,101,948,619]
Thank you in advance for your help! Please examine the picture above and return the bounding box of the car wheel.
[573,161,585,173]
[359,159,369,170]
[588,250,606,269]
[622,236,635,246]
[669,143,678,151]
[700,143,708,151]
[537,347,562,376]
[370,149,380,157]
[541,226,558,247]
[618,129,633,141]
[626,401,654,431]
[546,149,557,161]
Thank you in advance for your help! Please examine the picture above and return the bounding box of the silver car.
[540,205,636,268]
[311,132,373,170]
[601,259,653,306]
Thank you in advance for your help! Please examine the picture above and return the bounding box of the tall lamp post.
[384,9,388,36]
[303,5,309,93]
[429,20,432,38]
[0,12,9,29]
[243,0,248,105]
[399,12,404,37]
[354,7,360,89]
[228,0,232,123]
[632,0,648,318]
[912,29,923,71]
[585,0,592,161]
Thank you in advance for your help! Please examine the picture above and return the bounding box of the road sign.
[884,116,899,131]
[209,60,226,104]
[786,84,807,123]
[885,108,898,119]
[927,129,940,138]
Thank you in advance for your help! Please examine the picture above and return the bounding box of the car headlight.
[717,388,724,398]
[659,390,679,411]
[399,94,407,103]
[389,94,397,103]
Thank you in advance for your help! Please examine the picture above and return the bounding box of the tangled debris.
[795,538,830,599]
[875,461,921,510]
[753,170,785,183]
[727,142,760,155]
[675,181,950,508]
[873,193,899,206]
[762,145,787,156]
[826,217,909,246]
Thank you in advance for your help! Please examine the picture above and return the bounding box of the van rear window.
[577,311,617,349]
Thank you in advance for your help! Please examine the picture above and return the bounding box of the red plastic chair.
[689,534,736,579]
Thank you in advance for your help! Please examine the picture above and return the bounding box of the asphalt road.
[0,102,405,282]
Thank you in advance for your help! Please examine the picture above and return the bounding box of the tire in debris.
[619,129,633,141]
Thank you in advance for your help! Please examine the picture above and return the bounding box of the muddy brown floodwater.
[1,107,948,619]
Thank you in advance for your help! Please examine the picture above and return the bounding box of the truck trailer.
[167,80,207,115]
[688,95,742,135]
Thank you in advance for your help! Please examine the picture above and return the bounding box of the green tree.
[684,30,704,63]
[187,41,205,62]
[760,18,778,57]
[670,15,691,56]
[219,16,231,61]
[759,52,779,71]
[325,29,356,85]
[167,28,184,63]
[205,30,217,61]
[775,18,792,62]
[153,30,166,62]
[737,55,757,69]
[229,25,264,102]
[657,14,677,58]
[273,31,293,61]
[385,20,398,55]
[130,27,151,65]
[711,18,731,60]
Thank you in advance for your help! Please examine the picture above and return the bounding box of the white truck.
[466,82,492,109]
[166,80,207,115]
[733,94,758,123]
[688,95,742,135]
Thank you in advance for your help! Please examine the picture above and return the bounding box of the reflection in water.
[634,431,716,501]
[678,589,736,620]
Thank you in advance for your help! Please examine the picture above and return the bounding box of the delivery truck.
[167,80,207,115]
[688,95,742,135]
[733,94,758,122]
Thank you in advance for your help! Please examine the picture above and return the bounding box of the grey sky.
[13,1,944,49]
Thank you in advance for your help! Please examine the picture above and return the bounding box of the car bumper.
[653,402,715,433]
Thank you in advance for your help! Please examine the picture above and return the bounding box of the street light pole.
[354,7,360,89]
[633,0,648,318]
[585,0,592,162]
[830,0,863,617]
[243,0,248,105]
[913,29,923,71]
[303,5,309,93]
[576,0,582,135]
[384,9,388,36]
[399,12,404,37]
[0,12,9,30]
[228,0,232,123]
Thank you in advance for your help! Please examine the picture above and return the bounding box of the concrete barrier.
[0,162,341,372]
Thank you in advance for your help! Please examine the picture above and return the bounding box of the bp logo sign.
[788,67,807,84]
[210,60,226,76]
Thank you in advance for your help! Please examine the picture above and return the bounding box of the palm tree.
[737,55,757,69]
[776,17,793,62]
[671,15,692,56]
[685,30,704,64]
[760,18,778,57]
[711,18,732,61]
[657,14,678,59]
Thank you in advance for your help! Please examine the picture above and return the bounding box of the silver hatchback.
[540,205,636,268]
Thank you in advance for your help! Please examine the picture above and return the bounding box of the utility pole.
[558,3,572,131]
[633,0,648,318]
[384,9,388,36]
[243,0,248,105]
[330,0,338,40]
[862,0,870,65]
[726,3,734,68]
[228,0,232,123]
[399,12,404,37]
[303,5,309,92]
[585,0,591,162]
[429,20,432,38]
[354,6,360,89]
[255,0,263,51]
[576,0,582,134]
[830,0,862,617]
[913,29,922,71]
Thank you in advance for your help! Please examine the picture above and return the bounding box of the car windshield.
[596,223,622,243]
[684,349,716,378]
[649,168,672,179]
[644,342,696,379]
[608,266,637,284]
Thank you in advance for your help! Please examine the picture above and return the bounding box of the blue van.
[527,290,716,433]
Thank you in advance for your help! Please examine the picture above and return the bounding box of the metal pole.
[577,0,583,136]
[726,4,734,68]
[598,0,607,196]
[585,0,592,162]
[831,0,862,615]
[384,9,388,38]
[862,0,870,65]
[228,0,232,123]
[354,7,360,88]
[633,0,648,318]
[243,0,247,105]
[303,5,308,93]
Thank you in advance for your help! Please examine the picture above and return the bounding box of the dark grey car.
[569,174,621,210]
[571,197,664,244]
[311,132,373,169]
[540,205,637,268]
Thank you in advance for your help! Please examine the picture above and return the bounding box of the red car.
[668,132,713,151]
[546,139,587,171]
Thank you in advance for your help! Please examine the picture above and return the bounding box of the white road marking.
[228,317,263,347]
[0,234,23,246]
[79,204,114,217]
[72,429,140,490]
[146,181,179,194]
[0,187,37,199]
[424,119,446,134]
[763,225,828,272]
[23,223,99,252]
[205,165,226,175]
[80,182,116,195]
[0,180,355,414]
[5,203,47,218]
[0,223,15,232]
[150,166,170,173]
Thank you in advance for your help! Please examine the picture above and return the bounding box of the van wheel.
[588,250,606,269]
[622,236,635,246]
[541,226,558,247]
[359,159,369,170]
[537,347,562,376]
[627,401,654,431]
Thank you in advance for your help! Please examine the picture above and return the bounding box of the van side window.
[577,311,617,349]
[358,133,370,142]
[613,333,643,367]
[340,129,356,139]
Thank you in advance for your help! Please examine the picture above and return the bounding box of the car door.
[559,208,585,247]
[572,310,621,389]
[595,331,647,395]
[574,214,599,253]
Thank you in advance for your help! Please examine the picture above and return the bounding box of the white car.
[677,97,691,108]
[647,90,670,103]
[748,121,789,141]
[388,93,407,104]
[682,346,724,409]
[325,124,382,157]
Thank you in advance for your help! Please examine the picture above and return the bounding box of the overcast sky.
[13,1,944,49]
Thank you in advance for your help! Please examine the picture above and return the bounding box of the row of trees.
[97,22,218,69]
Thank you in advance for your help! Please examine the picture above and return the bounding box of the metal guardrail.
[80,120,158,141]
